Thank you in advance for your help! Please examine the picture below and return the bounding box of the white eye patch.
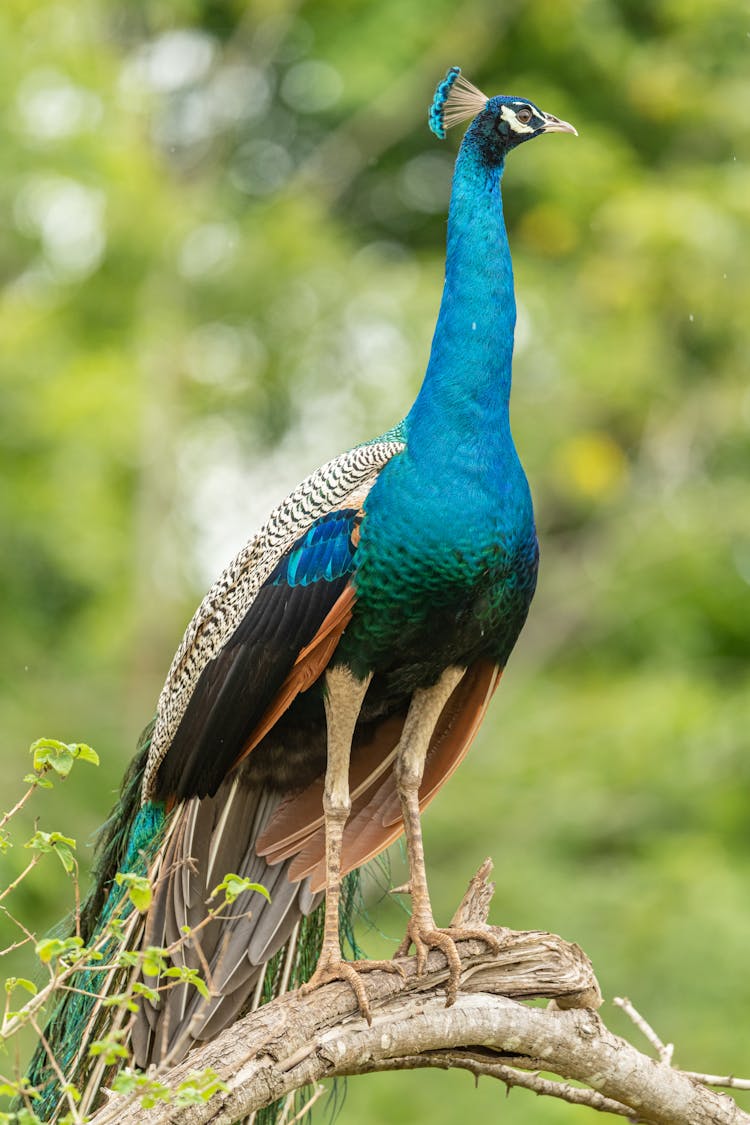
[500,104,535,135]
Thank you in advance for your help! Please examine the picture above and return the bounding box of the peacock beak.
[541,112,578,136]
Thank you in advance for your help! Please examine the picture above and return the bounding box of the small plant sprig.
[0,740,100,955]
[0,740,98,858]
[1,739,100,1123]
[0,741,267,1124]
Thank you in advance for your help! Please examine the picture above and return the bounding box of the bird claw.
[395,918,503,1005]
[301,953,405,1024]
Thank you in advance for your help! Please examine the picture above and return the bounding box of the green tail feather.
[78,720,159,943]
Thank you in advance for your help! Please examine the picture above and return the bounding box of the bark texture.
[86,861,750,1125]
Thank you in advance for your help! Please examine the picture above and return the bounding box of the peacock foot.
[394,913,503,1005]
[301,949,405,1024]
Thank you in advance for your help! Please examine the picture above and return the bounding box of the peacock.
[26,67,576,1120]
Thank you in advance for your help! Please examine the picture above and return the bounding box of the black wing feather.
[155,508,360,801]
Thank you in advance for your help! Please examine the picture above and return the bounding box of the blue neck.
[406,142,515,458]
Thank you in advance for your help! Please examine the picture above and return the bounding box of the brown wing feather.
[381,659,501,826]
[256,709,406,863]
[287,768,400,887]
[259,659,501,893]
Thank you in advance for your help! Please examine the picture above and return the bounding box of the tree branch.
[87,861,750,1125]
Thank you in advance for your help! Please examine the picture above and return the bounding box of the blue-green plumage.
[340,101,539,682]
[26,70,575,1122]
[276,509,360,588]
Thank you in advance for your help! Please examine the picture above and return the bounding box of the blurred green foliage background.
[1,0,749,1120]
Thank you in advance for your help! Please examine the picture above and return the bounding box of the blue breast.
[340,428,538,680]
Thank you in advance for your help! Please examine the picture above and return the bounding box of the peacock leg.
[301,665,403,1022]
[394,666,502,1004]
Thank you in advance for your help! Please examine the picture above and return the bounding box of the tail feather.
[78,720,159,942]
[24,724,358,1124]
[133,767,323,1064]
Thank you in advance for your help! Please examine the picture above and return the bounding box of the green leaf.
[29,739,75,778]
[115,950,140,969]
[16,1111,45,1125]
[102,992,139,1012]
[72,743,99,766]
[107,916,126,940]
[5,977,38,997]
[174,1069,229,1106]
[25,830,77,874]
[88,1031,129,1064]
[132,980,160,1003]
[141,947,168,978]
[141,1087,170,1109]
[115,871,152,912]
[35,936,84,964]
[210,873,271,905]
[110,1071,139,1095]
[0,1103,44,1122]
[22,772,53,789]
[111,1070,169,1108]
[163,965,210,1000]
[28,738,99,778]
[0,1075,39,1100]
[26,830,76,853]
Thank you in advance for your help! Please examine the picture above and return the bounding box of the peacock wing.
[153,510,360,802]
[142,439,404,804]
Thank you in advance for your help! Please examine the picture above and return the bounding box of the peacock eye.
[516,106,533,125]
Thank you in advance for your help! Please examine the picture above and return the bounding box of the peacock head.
[429,67,576,164]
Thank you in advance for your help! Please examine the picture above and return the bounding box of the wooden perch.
[88,861,750,1125]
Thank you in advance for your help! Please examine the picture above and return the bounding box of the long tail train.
[25,723,357,1123]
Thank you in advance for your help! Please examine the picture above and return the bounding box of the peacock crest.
[428,66,488,139]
